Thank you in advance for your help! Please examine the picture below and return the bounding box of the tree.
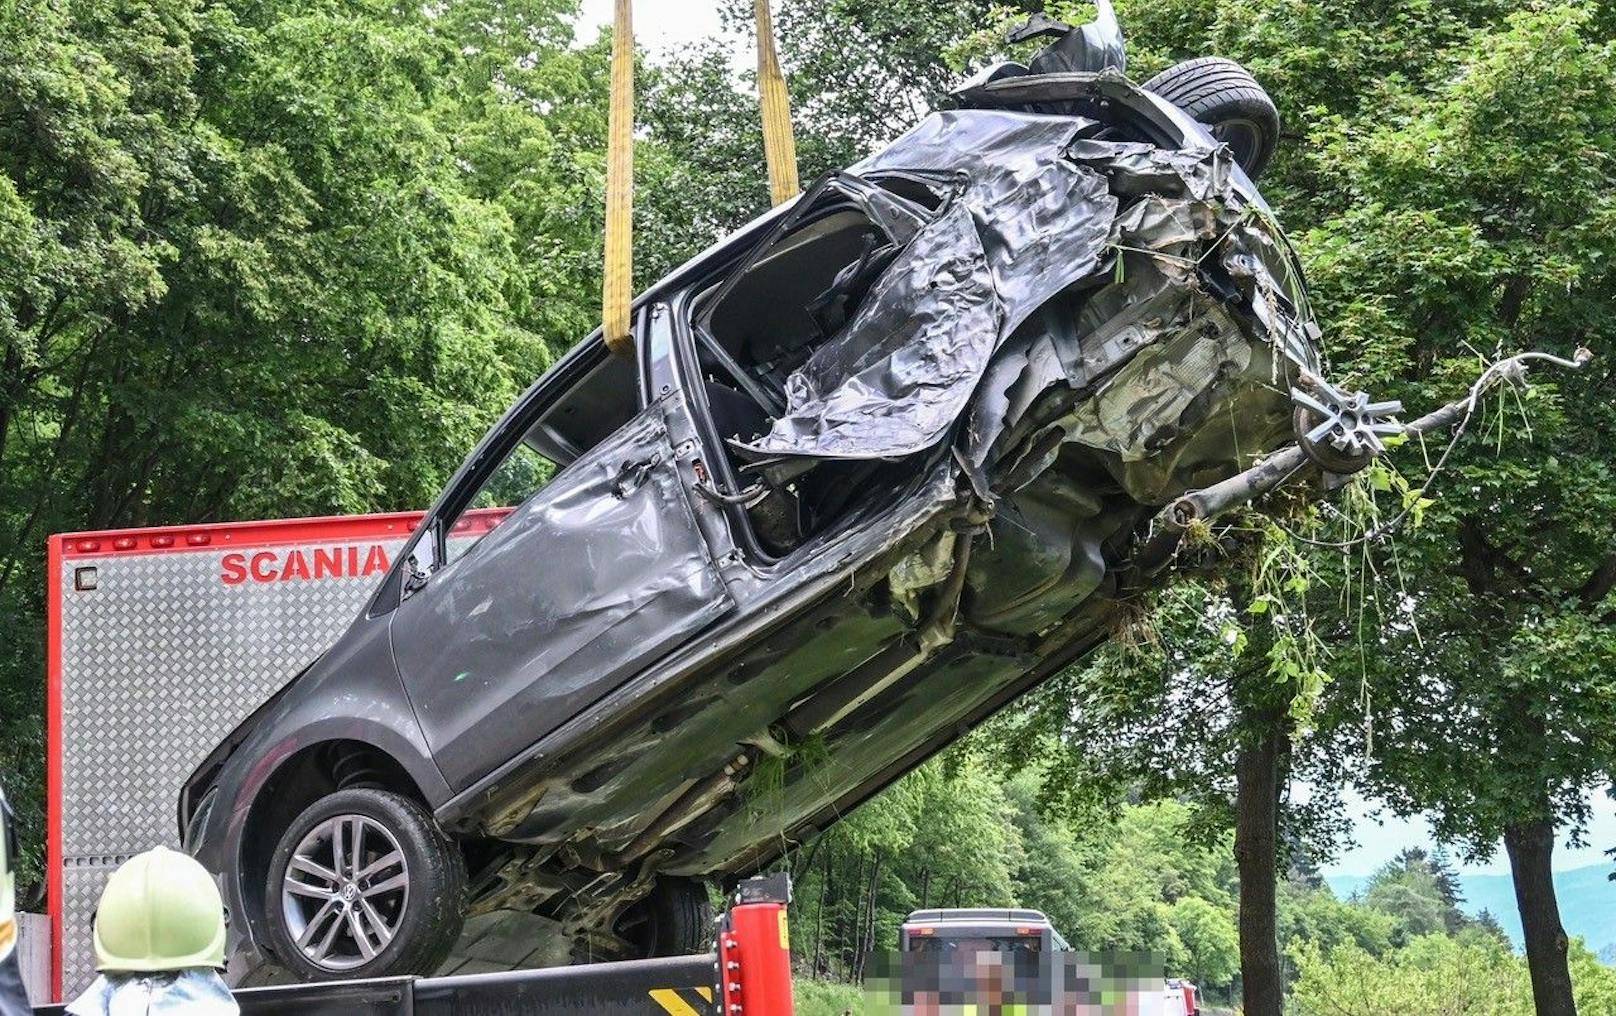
[1427,849,1467,932]
[1290,933,1616,1016]
[0,0,620,877]
[1171,896,1240,993]
[1293,8,1616,1010]
[1290,934,1532,1016]
[1012,562,1354,1015]
[1277,879,1398,966]
[1474,909,1511,947]
[1362,859,1453,943]
[786,748,1024,980]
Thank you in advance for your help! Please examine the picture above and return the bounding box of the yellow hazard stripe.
[695,986,713,1002]
[648,987,704,1016]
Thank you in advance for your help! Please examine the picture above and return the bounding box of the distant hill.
[1326,864,1616,959]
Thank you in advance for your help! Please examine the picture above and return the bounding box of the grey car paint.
[181,15,1327,980]
[392,398,734,791]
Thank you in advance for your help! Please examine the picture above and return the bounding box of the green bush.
[795,977,864,1016]
[1291,933,1616,1015]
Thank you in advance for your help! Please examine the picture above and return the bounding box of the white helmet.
[1,784,16,965]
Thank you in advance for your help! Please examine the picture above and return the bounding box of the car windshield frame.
[366,328,651,617]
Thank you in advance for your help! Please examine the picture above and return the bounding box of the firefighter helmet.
[92,847,227,972]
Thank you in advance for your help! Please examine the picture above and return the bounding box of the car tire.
[263,788,466,980]
[1141,57,1280,180]
[615,877,713,958]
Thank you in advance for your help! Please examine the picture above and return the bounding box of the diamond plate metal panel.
[60,862,117,999]
[55,534,409,996]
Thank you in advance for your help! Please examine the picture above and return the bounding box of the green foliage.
[789,749,1554,1008]
[795,976,863,1016]
[1363,861,1455,943]
[1279,879,1398,962]
[0,0,643,881]
[790,749,1022,982]
[787,753,1242,994]
[1291,933,1533,1015]
[1291,934,1616,1016]
[3,4,1612,1012]
[1292,2,1616,866]
[646,1,1616,1005]
[1169,896,1239,989]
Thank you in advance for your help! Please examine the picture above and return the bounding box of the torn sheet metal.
[739,105,1319,481]
[756,199,1004,458]
[1064,298,1251,460]
[740,112,1117,461]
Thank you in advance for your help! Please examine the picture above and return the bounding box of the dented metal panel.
[742,112,1118,463]
[740,108,1315,487]
[391,400,732,791]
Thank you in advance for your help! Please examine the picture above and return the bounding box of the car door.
[388,349,735,792]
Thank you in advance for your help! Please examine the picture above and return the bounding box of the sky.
[573,0,729,54]
[568,2,1616,885]
[1325,786,1616,878]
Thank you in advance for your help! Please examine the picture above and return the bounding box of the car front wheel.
[263,788,466,980]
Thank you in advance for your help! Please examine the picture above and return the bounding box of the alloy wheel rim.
[281,814,408,971]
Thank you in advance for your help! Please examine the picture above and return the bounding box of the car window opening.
[436,351,638,569]
[693,186,940,557]
[910,935,1045,955]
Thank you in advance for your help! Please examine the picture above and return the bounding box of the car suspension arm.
[1133,347,1593,570]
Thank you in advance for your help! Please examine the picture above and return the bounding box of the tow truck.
[26,875,793,1015]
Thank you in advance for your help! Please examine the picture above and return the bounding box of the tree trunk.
[844,852,867,977]
[812,847,829,976]
[1505,816,1577,1015]
[855,853,883,982]
[1235,720,1285,1016]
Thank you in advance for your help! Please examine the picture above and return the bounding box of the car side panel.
[390,397,735,792]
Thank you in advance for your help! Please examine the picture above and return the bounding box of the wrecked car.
[179,6,1330,982]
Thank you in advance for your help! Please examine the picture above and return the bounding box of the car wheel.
[615,877,713,958]
[263,788,465,980]
[1141,56,1280,180]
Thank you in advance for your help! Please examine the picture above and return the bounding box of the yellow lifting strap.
[602,0,635,355]
[753,0,800,207]
[602,1,802,353]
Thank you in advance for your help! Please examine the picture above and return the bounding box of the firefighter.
[66,847,238,1016]
[1,784,29,1015]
